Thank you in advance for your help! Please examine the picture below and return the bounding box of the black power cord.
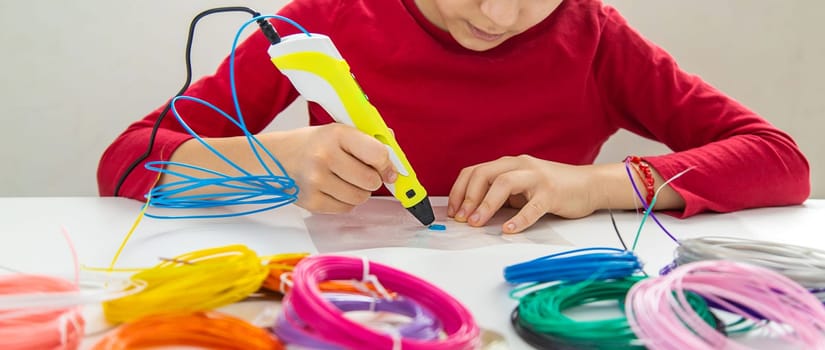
[113,6,280,196]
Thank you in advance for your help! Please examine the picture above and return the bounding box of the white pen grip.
[278,70,356,127]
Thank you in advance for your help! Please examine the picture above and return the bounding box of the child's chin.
[456,37,504,52]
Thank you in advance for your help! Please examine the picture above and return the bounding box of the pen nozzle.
[407,196,435,226]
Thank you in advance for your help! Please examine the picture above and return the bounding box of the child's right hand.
[265,124,398,213]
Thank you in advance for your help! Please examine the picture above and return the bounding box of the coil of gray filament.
[670,236,825,300]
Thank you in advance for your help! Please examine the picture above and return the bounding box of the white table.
[1,197,823,349]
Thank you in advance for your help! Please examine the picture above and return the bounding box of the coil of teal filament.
[511,276,720,349]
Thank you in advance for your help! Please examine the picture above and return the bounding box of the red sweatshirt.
[98,0,810,217]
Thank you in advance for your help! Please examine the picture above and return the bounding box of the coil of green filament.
[512,276,719,349]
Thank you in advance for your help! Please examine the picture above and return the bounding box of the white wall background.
[1,1,822,198]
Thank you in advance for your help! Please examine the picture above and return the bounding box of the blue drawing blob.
[428,224,446,231]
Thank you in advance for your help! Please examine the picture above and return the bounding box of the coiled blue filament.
[145,15,311,219]
[503,247,644,284]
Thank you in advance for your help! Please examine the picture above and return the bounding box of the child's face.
[416,0,563,51]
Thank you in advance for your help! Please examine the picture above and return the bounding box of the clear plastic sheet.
[305,197,573,252]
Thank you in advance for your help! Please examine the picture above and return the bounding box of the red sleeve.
[593,5,810,217]
[97,1,338,199]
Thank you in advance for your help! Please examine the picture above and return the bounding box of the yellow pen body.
[268,34,433,224]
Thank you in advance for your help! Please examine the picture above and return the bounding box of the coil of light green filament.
[513,276,718,349]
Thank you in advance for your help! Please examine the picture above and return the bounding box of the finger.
[338,127,397,184]
[503,197,549,234]
[319,170,373,206]
[467,171,530,227]
[507,194,527,208]
[327,147,383,191]
[298,190,357,214]
[447,165,476,218]
[454,158,521,222]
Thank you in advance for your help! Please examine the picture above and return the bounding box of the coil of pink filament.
[626,260,825,350]
[0,274,85,350]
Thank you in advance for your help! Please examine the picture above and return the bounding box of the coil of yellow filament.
[103,245,268,324]
[93,311,283,350]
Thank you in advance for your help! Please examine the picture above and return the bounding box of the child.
[98,0,810,234]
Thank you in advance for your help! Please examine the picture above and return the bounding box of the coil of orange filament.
[93,310,283,350]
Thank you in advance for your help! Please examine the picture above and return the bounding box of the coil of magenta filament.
[284,255,480,349]
[275,293,442,349]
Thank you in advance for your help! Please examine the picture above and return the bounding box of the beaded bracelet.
[625,156,654,207]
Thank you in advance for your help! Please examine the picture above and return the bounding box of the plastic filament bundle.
[263,253,397,297]
[103,244,269,323]
[93,311,283,350]
[0,274,85,350]
[665,236,825,299]
[285,255,480,349]
[262,252,308,293]
[503,247,644,284]
[141,15,310,219]
[143,94,299,219]
[512,276,646,349]
[510,275,719,350]
[626,260,825,350]
[275,292,442,349]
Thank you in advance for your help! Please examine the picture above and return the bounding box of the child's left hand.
[447,155,599,234]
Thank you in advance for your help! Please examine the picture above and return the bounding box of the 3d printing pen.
[267,33,435,226]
